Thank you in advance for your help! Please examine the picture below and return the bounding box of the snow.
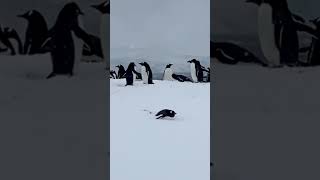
[110,79,210,180]
[0,54,108,179]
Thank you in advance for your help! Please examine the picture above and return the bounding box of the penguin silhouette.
[17,10,48,55]
[0,26,22,55]
[91,0,110,68]
[43,2,93,79]
[116,65,126,79]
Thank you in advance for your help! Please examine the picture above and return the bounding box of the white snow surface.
[110,79,210,180]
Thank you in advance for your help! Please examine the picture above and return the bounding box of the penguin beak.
[187,60,191,63]
[139,62,143,65]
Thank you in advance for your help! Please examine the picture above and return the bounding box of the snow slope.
[0,54,108,180]
[110,79,210,180]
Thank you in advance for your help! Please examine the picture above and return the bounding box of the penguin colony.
[211,0,320,68]
[110,59,210,85]
[0,1,110,79]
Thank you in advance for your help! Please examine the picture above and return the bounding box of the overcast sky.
[111,0,210,56]
[212,0,320,36]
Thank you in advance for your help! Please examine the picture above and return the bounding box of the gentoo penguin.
[246,0,317,67]
[139,62,154,84]
[163,64,192,82]
[116,65,126,79]
[125,62,138,86]
[43,2,88,79]
[187,59,208,82]
[299,17,320,66]
[212,41,267,66]
[91,0,110,66]
[17,10,48,55]
[155,109,176,119]
[0,26,22,55]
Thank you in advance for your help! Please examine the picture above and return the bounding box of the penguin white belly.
[190,63,198,82]
[73,16,84,74]
[141,66,148,84]
[100,14,109,64]
[163,68,174,81]
[258,4,280,66]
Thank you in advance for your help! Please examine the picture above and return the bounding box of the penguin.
[17,10,48,55]
[82,35,103,58]
[116,65,126,79]
[299,17,320,66]
[212,41,267,66]
[110,70,117,79]
[91,0,110,66]
[43,2,90,79]
[155,109,176,119]
[125,62,138,86]
[246,0,318,67]
[139,62,154,84]
[187,59,208,83]
[0,26,22,55]
[163,64,192,82]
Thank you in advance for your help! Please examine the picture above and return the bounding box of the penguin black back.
[18,10,48,55]
[125,62,136,86]
[140,62,154,84]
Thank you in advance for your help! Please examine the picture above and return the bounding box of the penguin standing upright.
[43,2,91,79]
[139,62,154,84]
[206,67,210,82]
[116,65,126,78]
[91,0,110,67]
[246,0,317,67]
[17,10,48,55]
[72,12,85,75]
[125,62,138,86]
[187,59,207,82]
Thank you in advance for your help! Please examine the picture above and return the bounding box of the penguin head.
[166,64,173,68]
[128,62,136,70]
[17,10,41,20]
[188,59,197,64]
[91,0,110,14]
[57,2,84,24]
[245,0,262,5]
[139,62,145,66]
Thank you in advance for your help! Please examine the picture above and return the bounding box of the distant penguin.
[43,2,87,79]
[155,109,176,119]
[187,59,207,82]
[163,64,192,82]
[246,0,317,67]
[139,62,154,84]
[0,26,22,55]
[91,0,110,66]
[212,42,267,66]
[125,62,137,86]
[206,67,210,82]
[17,10,48,55]
[116,65,126,79]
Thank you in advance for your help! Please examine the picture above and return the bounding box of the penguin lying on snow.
[17,10,48,55]
[212,41,266,66]
[187,59,209,83]
[155,109,176,119]
[116,65,126,79]
[139,62,154,84]
[163,64,192,82]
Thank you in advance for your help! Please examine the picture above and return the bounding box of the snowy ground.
[110,79,210,180]
[0,54,108,180]
[213,58,320,180]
